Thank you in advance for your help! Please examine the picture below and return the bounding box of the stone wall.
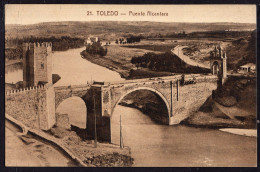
[5,84,55,130]
[170,78,217,124]
[109,74,218,124]
[6,74,218,142]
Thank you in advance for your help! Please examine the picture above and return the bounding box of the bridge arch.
[110,87,171,145]
[111,86,171,121]
[56,96,87,129]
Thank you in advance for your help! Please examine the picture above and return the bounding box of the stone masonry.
[6,74,218,142]
[23,42,52,87]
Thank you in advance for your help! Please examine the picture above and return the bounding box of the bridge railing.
[109,74,216,86]
[54,83,92,91]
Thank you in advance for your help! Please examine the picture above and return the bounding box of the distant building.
[239,63,256,73]
[23,42,52,87]
[84,37,99,45]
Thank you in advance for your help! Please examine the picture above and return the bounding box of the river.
[5,47,124,86]
[5,47,257,167]
[112,105,256,167]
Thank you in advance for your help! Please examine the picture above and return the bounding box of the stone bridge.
[6,74,218,142]
[54,74,218,141]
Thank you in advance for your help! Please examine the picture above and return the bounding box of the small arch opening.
[56,96,87,129]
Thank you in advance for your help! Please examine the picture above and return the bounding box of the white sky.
[5,4,256,25]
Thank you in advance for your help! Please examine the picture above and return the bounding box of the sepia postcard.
[4,4,257,167]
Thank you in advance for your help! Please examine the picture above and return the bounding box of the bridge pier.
[86,84,112,142]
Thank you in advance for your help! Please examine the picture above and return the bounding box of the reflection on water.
[5,47,124,86]
[5,63,23,84]
[112,105,257,167]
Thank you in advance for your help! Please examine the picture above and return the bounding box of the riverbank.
[6,113,134,167]
[80,51,175,79]
[48,126,134,167]
[80,50,130,78]
[183,75,256,129]
[80,44,173,79]
[117,75,256,131]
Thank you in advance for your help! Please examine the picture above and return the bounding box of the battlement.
[23,42,52,50]
[5,84,47,96]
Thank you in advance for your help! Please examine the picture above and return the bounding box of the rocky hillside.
[225,30,256,69]
[184,76,256,129]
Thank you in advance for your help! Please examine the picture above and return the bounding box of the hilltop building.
[23,42,52,87]
[84,37,99,45]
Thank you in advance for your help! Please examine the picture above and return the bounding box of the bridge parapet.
[108,74,217,87]
[5,84,46,96]
[54,84,91,91]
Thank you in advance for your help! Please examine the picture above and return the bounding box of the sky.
[5,4,256,25]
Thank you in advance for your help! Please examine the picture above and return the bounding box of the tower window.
[41,63,44,69]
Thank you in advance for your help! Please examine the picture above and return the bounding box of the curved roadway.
[171,45,210,69]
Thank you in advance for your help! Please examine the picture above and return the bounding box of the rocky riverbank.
[49,126,134,167]
[117,75,256,130]
[183,75,256,129]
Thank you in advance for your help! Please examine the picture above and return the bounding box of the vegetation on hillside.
[184,75,256,129]
[131,51,210,73]
[85,42,107,56]
[5,36,84,61]
[225,30,256,70]
[124,44,176,53]
[5,21,256,40]
[5,46,23,61]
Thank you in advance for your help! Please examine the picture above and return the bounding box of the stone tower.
[210,46,227,81]
[23,42,52,87]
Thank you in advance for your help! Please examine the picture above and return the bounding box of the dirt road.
[5,120,77,167]
[171,45,210,69]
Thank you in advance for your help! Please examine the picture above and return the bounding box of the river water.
[5,47,123,86]
[5,47,257,167]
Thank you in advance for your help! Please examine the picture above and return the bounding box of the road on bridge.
[171,45,210,69]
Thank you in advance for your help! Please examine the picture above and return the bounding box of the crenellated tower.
[23,42,52,87]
